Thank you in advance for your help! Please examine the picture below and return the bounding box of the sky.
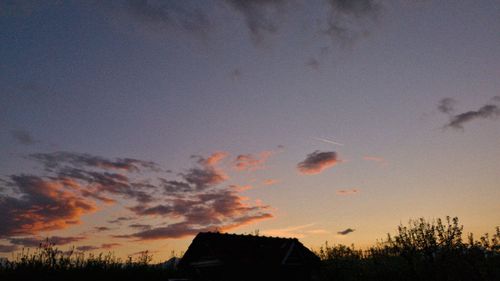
[1,0,500,261]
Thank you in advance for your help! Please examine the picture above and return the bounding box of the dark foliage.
[316,217,500,281]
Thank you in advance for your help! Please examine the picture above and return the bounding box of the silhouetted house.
[179,232,320,281]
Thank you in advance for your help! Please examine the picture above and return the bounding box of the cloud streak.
[297,151,339,175]
[336,188,360,196]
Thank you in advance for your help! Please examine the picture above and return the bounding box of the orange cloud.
[297,151,339,175]
[204,151,229,166]
[0,176,97,238]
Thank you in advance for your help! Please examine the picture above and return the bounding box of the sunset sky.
[1,0,500,261]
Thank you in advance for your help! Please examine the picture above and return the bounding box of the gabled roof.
[179,232,320,268]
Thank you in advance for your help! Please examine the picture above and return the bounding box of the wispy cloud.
[439,98,500,130]
[297,151,339,175]
[324,0,380,43]
[336,188,360,196]
[233,150,273,171]
[223,0,286,44]
[9,236,86,247]
[313,137,344,146]
[262,179,279,186]
[437,98,457,114]
[9,129,38,145]
[122,0,211,35]
[262,223,329,238]
[337,228,355,235]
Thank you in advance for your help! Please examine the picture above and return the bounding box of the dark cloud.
[29,151,158,172]
[76,245,100,251]
[325,0,380,42]
[94,226,111,232]
[129,224,152,230]
[161,179,193,193]
[10,129,38,145]
[123,0,211,34]
[297,151,339,175]
[9,236,86,247]
[76,242,120,251]
[438,98,457,114]
[337,228,355,235]
[445,104,500,130]
[492,96,500,102]
[0,244,18,252]
[108,216,135,224]
[0,175,96,238]
[224,0,286,43]
[101,243,121,249]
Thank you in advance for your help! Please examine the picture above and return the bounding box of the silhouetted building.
[179,232,320,281]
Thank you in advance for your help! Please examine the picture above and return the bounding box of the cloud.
[233,151,273,171]
[9,236,86,247]
[76,242,121,251]
[10,129,38,145]
[76,245,100,251]
[445,103,500,130]
[224,0,286,43]
[126,189,272,240]
[129,224,152,230]
[305,57,320,70]
[297,151,339,175]
[94,226,112,232]
[438,98,457,114]
[262,223,327,238]
[262,179,279,186]
[122,0,211,35]
[363,156,386,166]
[0,175,96,238]
[337,228,355,235]
[108,216,135,224]
[2,150,271,243]
[325,0,380,42]
[0,244,18,252]
[336,188,360,196]
[101,243,121,249]
[29,151,158,172]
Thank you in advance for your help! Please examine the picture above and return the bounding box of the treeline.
[317,217,500,281]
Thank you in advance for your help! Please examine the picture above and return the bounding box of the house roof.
[179,232,320,268]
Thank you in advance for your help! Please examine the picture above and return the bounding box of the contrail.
[313,137,344,146]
